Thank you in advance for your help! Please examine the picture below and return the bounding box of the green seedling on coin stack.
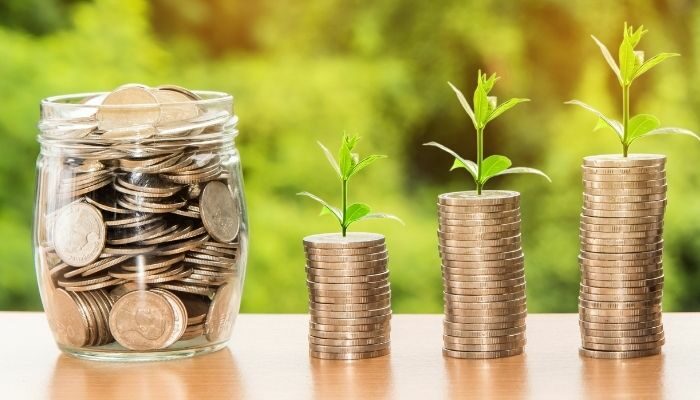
[566,22,700,157]
[298,134,402,236]
[425,71,550,195]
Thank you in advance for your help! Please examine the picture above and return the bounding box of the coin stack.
[438,191,527,359]
[37,84,245,352]
[578,154,666,359]
[303,232,391,360]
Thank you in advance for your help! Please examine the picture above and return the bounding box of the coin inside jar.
[201,181,240,243]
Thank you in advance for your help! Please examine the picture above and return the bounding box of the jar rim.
[41,90,233,110]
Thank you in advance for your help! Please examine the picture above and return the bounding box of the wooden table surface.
[0,312,697,399]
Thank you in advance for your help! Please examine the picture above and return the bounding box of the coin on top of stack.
[303,232,391,360]
[437,191,527,359]
[578,154,666,359]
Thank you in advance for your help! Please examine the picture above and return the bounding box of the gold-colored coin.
[444,324,526,338]
[443,339,525,352]
[305,258,388,270]
[439,243,522,255]
[579,305,661,317]
[581,332,664,345]
[581,338,664,352]
[309,341,390,354]
[439,235,521,249]
[309,306,392,319]
[445,297,526,310]
[582,154,666,168]
[309,321,390,332]
[310,292,391,305]
[582,179,666,189]
[309,335,390,347]
[438,208,520,220]
[309,299,391,312]
[303,232,385,249]
[309,327,390,340]
[578,347,661,359]
[437,229,521,241]
[442,347,523,359]
[303,244,386,255]
[580,270,663,282]
[579,312,661,324]
[442,265,524,276]
[446,304,526,317]
[579,221,664,233]
[310,313,391,326]
[308,270,389,284]
[438,203,519,214]
[443,319,525,332]
[441,249,523,262]
[444,290,526,304]
[305,266,387,277]
[581,165,664,175]
[580,325,663,338]
[445,311,527,324]
[579,291,663,303]
[442,271,524,283]
[305,251,388,263]
[582,171,665,182]
[438,221,521,234]
[443,276,525,289]
[441,255,525,269]
[579,319,662,332]
[438,191,520,206]
[579,235,662,247]
[580,284,663,296]
[445,283,526,297]
[582,200,666,211]
[438,215,521,227]
[579,249,662,262]
[582,192,666,204]
[582,208,665,218]
[584,185,667,196]
[580,275,664,288]
[309,347,390,360]
[578,255,662,268]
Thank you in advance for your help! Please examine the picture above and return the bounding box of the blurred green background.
[1,0,699,313]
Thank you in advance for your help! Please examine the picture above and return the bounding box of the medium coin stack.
[578,154,666,359]
[303,232,391,360]
[38,84,244,351]
[438,191,527,359]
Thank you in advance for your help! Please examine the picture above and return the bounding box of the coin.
[446,304,526,317]
[309,335,390,347]
[445,311,527,325]
[581,165,664,175]
[582,178,666,189]
[205,283,236,341]
[578,347,661,359]
[305,266,387,277]
[581,325,663,338]
[445,297,526,310]
[53,203,106,267]
[438,208,521,220]
[438,190,520,206]
[581,331,664,345]
[582,154,666,168]
[439,215,521,227]
[445,283,527,297]
[310,299,391,312]
[444,291,526,304]
[109,290,179,350]
[438,203,519,214]
[581,338,664,352]
[442,348,523,359]
[579,319,662,331]
[303,244,386,255]
[48,289,90,347]
[200,181,240,243]
[439,235,521,248]
[439,243,521,255]
[438,221,522,234]
[443,339,525,352]
[309,341,389,353]
[582,171,665,182]
[97,86,161,130]
[309,347,390,360]
[303,232,385,249]
[308,270,389,284]
[309,327,391,340]
[311,292,391,305]
[582,192,666,204]
[306,258,388,270]
[444,324,526,338]
[305,251,388,262]
[440,249,523,262]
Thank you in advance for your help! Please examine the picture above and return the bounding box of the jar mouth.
[41,90,233,110]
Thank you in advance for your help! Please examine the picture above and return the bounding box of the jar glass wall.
[34,87,248,361]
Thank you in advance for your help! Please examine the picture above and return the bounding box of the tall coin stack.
[578,154,666,359]
[438,191,527,359]
[303,233,391,360]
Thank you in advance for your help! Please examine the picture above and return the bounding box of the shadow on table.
[310,354,392,400]
[49,348,244,400]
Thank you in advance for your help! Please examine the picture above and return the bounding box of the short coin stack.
[438,191,527,359]
[303,232,391,360]
[578,154,666,359]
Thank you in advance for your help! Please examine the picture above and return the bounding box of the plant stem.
[622,84,630,157]
[476,126,484,195]
[341,178,348,236]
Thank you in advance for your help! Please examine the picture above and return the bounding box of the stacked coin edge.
[438,191,527,359]
[578,154,666,359]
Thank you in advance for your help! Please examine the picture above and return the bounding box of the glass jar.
[34,85,248,361]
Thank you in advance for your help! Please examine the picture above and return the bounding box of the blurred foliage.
[1,0,700,313]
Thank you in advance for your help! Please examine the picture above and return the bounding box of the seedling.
[425,71,550,195]
[566,23,699,156]
[298,134,402,236]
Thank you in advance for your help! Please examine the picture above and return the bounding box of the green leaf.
[591,35,622,84]
[348,154,386,179]
[486,98,530,124]
[338,134,359,179]
[317,141,341,178]
[479,155,512,184]
[629,127,700,145]
[447,81,477,129]
[626,114,660,143]
[450,158,478,183]
[344,203,371,227]
[423,141,477,185]
[360,212,404,225]
[473,70,500,127]
[619,23,648,84]
[633,52,680,80]
[297,192,342,225]
[493,167,552,182]
[565,100,623,139]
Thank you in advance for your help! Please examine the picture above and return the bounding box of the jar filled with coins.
[34,84,247,361]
